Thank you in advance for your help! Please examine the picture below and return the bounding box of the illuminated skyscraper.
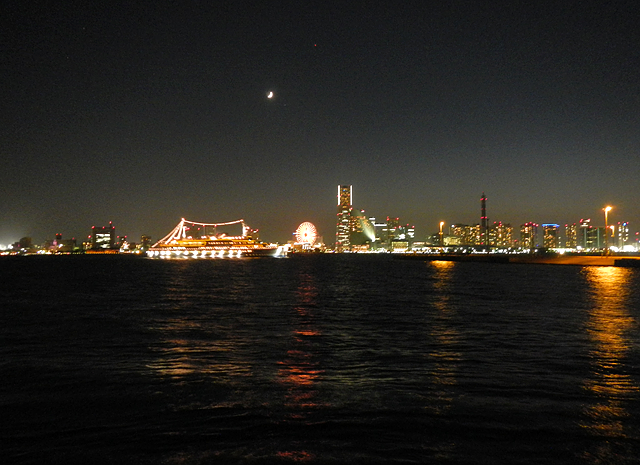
[578,219,591,249]
[617,222,630,249]
[565,223,577,248]
[335,185,352,252]
[369,217,387,248]
[91,222,116,249]
[489,222,513,247]
[384,216,401,249]
[575,218,605,249]
[520,222,538,248]
[397,224,415,243]
[588,228,605,249]
[349,210,375,247]
[450,224,481,246]
[542,224,560,248]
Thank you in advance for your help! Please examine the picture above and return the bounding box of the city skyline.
[3,2,639,244]
[2,186,636,250]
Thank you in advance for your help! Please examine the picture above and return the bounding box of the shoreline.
[399,253,640,267]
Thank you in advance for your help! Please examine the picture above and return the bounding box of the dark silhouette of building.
[480,193,488,247]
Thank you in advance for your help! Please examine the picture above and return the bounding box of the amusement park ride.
[295,222,317,246]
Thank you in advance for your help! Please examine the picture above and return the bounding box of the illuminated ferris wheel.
[295,222,317,245]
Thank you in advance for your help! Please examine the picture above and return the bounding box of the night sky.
[2,1,639,245]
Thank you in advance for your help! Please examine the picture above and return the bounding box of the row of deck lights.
[147,250,244,258]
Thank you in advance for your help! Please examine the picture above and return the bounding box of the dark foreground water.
[1,254,640,464]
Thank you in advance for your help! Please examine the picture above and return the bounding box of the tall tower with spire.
[480,193,488,247]
[335,185,352,252]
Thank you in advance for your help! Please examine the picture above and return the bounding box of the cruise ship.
[147,218,282,258]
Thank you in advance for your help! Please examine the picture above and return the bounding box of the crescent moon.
[267,91,273,99]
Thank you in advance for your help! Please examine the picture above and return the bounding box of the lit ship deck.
[147,218,282,258]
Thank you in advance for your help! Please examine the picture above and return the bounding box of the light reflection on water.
[124,258,640,464]
[428,261,461,401]
[425,260,461,460]
[277,268,323,409]
[13,256,635,463]
[581,266,639,463]
[275,266,323,461]
[144,261,257,385]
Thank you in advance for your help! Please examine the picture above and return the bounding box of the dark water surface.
[2,255,640,464]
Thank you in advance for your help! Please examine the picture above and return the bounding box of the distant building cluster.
[333,185,639,253]
[1,222,152,255]
[335,184,416,253]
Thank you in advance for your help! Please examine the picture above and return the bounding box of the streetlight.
[610,225,615,248]
[439,221,445,247]
[603,206,612,253]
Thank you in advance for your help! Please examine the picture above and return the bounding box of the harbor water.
[2,254,640,464]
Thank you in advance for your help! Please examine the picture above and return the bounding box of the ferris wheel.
[295,222,317,245]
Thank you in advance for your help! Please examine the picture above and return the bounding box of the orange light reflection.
[428,260,461,411]
[146,319,249,379]
[276,450,315,462]
[581,266,639,462]
[276,269,325,414]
